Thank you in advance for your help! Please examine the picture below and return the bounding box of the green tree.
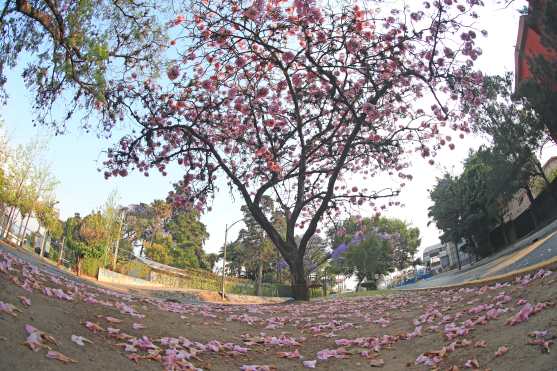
[473,75,551,196]
[145,238,173,266]
[124,203,153,250]
[429,148,521,259]
[64,212,106,275]
[0,0,169,129]
[328,216,418,288]
[1,140,45,239]
[330,216,420,272]
[374,218,420,271]
[205,253,219,272]
[167,209,209,268]
[143,199,172,256]
[334,233,392,291]
[20,162,58,246]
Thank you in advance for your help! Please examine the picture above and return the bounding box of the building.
[514,0,556,88]
[503,156,557,222]
[515,0,557,143]
[422,241,473,272]
[422,243,448,270]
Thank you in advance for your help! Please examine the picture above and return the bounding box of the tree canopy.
[2,0,488,299]
[328,216,419,289]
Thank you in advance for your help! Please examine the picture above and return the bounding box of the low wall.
[98,267,162,287]
[129,256,292,297]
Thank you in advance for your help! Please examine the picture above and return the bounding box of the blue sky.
[2,0,552,256]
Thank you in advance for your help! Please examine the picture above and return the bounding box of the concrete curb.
[396,255,557,291]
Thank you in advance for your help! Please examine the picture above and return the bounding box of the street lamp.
[453,215,462,271]
[221,218,244,300]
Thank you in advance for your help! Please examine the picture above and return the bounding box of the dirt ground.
[1,246,556,371]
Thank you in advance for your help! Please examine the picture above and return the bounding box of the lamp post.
[454,215,462,271]
[221,218,244,300]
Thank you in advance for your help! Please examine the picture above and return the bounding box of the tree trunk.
[290,262,309,301]
[0,203,6,236]
[500,221,510,246]
[3,206,16,239]
[17,213,26,246]
[39,232,48,257]
[58,237,65,266]
[524,186,539,228]
[355,277,363,292]
[76,255,83,276]
[19,213,31,247]
[453,240,462,270]
[255,259,263,296]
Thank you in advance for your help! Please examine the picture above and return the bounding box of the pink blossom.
[0,301,20,316]
[18,296,31,307]
[277,349,301,359]
[495,345,508,357]
[240,366,273,371]
[303,360,317,368]
[507,303,534,326]
[132,323,145,330]
[71,335,93,346]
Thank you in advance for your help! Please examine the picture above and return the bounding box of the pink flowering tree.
[103,0,485,299]
[7,0,486,300]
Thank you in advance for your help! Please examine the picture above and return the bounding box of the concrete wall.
[98,267,162,287]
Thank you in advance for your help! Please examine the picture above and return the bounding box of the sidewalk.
[402,218,557,289]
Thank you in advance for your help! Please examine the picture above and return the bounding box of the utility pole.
[112,209,126,271]
[221,218,243,300]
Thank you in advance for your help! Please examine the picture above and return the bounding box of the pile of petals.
[507,301,554,326]
[24,324,57,352]
[0,300,21,316]
[316,347,351,360]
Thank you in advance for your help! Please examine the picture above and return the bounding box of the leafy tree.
[168,243,200,269]
[429,173,465,259]
[4,1,488,299]
[64,213,105,275]
[205,253,219,272]
[333,233,392,291]
[330,216,419,272]
[0,0,169,129]
[167,209,209,268]
[373,218,420,271]
[429,146,529,259]
[1,140,46,238]
[473,75,551,194]
[144,199,172,255]
[145,237,173,266]
[20,162,58,246]
[124,202,154,249]
[328,216,418,289]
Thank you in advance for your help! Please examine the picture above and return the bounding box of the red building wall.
[515,0,556,87]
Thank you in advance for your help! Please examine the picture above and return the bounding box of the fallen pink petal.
[495,345,509,357]
[46,351,78,364]
[303,360,317,368]
[71,335,93,346]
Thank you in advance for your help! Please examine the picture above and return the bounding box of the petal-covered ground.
[0,246,556,371]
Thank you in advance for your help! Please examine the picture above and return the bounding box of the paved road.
[403,220,557,289]
[0,241,81,282]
